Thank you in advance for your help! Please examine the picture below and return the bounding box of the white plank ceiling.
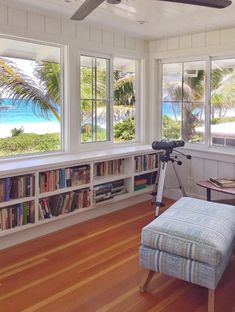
[0,0,235,39]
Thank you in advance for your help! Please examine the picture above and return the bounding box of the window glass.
[211,58,235,148]
[0,37,62,157]
[80,55,110,143]
[113,57,136,142]
[162,61,205,143]
[182,61,205,143]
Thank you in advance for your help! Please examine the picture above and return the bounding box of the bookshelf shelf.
[93,173,131,185]
[0,146,160,238]
[38,184,91,198]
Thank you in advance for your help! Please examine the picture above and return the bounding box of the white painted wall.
[148,27,235,202]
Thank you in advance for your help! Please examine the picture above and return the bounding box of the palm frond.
[0,58,60,121]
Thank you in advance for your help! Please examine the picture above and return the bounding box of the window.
[161,57,235,149]
[113,57,136,142]
[162,61,205,143]
[0,37,62,157]
[80,55,138,144]
[211,58,235,148]
[80,55,110,143]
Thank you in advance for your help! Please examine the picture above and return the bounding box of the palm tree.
[0,57,61,121]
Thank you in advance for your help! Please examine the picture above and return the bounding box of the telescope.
[152,139,185,151]
[151,139,191,217]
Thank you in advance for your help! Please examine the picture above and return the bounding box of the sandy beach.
[0,122,60,138]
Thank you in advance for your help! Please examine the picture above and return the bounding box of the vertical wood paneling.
[0,5,8,25]
[179,35,192,50]
[76,24,90,41]
[167,37,179,50]
[190,158,205,198]
[206,30,220,46]
[8,7,27,28]
[90,28,102,43]
[191,32,206,48]
[45,17,61,35]
[27,12,45,33]
[125,37,136,50]
[220,28,235,44]
[102,29,114,46]
[61,21,76,39]
[114,33,125,48]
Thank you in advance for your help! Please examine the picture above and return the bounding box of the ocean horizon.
[0,98,59,124]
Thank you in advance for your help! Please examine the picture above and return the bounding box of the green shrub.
[0,133,60,156]
[114,117,135,142]
[162,115,181,139]
[11,126,24,137]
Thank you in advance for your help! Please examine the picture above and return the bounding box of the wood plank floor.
[0,198,234,312]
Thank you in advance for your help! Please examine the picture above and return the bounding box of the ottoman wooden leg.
[139,270,155,293]
[208,289,215,312]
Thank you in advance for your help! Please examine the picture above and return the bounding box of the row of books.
[39,188,91,219]
[134,172,157,192]
[39,165,90,193]
[0,202,35,230]
[93,180,127,204]
[135,154,158,173]
[209,177,235,188]
[0,175,35,203]
[94,159,125,177]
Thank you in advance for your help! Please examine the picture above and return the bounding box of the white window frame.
[78,51,142,150]
[159,56,235,153]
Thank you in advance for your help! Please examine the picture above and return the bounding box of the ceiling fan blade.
[159,0,232,8]
[71,0,105,21]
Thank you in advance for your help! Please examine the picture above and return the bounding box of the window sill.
[181,143,235,163]
[0,143,153,177]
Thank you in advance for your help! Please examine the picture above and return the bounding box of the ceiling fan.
[71,0,232,21]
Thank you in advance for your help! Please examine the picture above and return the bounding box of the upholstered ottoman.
[139,197,235,312]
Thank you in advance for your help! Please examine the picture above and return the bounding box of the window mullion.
[205,57,211,147]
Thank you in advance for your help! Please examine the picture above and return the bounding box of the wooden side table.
[197,180,235,203]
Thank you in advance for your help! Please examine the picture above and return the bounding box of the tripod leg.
[155,161,167,217]
[172,162,187,197]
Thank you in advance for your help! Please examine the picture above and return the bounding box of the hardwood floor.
[0,198,234,312]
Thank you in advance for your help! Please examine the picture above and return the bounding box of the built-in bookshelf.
[0,146,160,238]
[134,153,159,193]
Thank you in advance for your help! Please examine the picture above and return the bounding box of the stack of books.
[209,177,235,188]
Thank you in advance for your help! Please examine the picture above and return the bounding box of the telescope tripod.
[152,151,187,217]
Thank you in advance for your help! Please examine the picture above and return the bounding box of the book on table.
[209,177,235,188]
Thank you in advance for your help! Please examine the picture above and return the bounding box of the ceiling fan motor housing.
[107,0,121,4]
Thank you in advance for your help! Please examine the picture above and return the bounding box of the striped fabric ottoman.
[139,197,235,312]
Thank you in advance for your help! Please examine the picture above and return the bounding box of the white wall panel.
[156,39,167,52]
[125,37,136,50]
[61,21,76,39]
[27,13,45,33]
[102,29,114,46]
[190,158,205,198]
[167,37,179,50]
[90,28,102,43]
[114,32,125,48]
[45,17,61,35]
[136,38,146,52]
[76,24,90,41]
[0,5,8,25]
[179,35,192,50]
[220,28,235,44]
[205,31,220,46]
[192,32,206,48]
[8,7,27,28]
